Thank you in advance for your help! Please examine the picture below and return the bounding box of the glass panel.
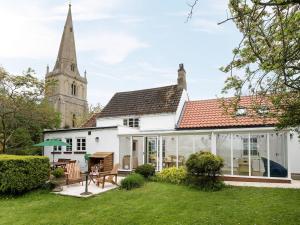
[195,134,211,152]
[162,136,177,168]
[251,134,267,177]
[178,135,194,167]
[216,134,231,175]
[119,136,131,170]
[233,134,249,176]
[132,137,144,169]
[145,137,158,169]
[269,133,288,177]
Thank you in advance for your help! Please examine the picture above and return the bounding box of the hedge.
[0,155,50,194]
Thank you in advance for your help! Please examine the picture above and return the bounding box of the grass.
[0,182,300,225]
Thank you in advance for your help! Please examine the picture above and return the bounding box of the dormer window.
[123,118,139,128]
[70,27,73,32]
[257,106,270,116]
[71,82,77,96]
[71,63,75,72]
[236,107,247,116]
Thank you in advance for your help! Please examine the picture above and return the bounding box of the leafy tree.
[75,103,102,127]
[0,67,60,153]
[187,0,300,130]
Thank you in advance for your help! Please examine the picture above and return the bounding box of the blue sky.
[0,0,241,106]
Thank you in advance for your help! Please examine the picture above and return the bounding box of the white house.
[44,64,300,183]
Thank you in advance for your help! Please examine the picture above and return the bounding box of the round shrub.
[0,155,50,194]
[52,167,65,178]
[135,164,155,178]
[120,173,144,190]
[186,151,224,190]
[157,166,187,184]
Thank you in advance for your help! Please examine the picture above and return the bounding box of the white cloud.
[79,31,149,64]
[0,0,147,64]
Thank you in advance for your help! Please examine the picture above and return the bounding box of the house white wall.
[289,131,300,174]
[97,113,176,131]
[44,127,119,170]
[175,89,189,125]
[96,91,188,131]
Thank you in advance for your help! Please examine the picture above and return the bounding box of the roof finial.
[68,0,72,8]
[84,70,87,78]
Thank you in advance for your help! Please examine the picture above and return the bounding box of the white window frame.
[53,138,62,152]
[65,138,73,152]
[76,137,86,151]
[123,118,139,128]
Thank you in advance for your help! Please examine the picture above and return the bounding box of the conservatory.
[118,129,288,179]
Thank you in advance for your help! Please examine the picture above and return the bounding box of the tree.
[75,103,103,127]
[0,67,60,153]
[187,0,300,130]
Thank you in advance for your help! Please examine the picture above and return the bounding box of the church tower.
[46,4,88,128]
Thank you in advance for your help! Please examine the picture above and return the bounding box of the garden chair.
[65,161,83,185]
[96,164,119,189]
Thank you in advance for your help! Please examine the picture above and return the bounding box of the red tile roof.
[178,96,277,129]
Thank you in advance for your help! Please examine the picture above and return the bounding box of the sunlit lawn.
[0,182,300,225]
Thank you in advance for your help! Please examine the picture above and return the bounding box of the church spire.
[53,4,79,77]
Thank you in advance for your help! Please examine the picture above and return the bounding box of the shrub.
[157,166,187,184]
[135,164,155,178]
[0,155,50,194]
[52,167,65,178]
[186,151,224,191]
[120,173,144,190]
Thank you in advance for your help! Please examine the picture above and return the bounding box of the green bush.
[52,167,65,178]
[157,166,187,184]
[186,151,224,191]
[0,155,50,194]
[120,173,144,190]
[135,164,155,178]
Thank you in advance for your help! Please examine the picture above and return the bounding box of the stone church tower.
[46,4,88,128]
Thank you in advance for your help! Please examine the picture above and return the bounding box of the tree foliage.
[0,67,60,153]
[188,0,300,130]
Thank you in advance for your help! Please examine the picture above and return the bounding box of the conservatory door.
[145,137,159,170]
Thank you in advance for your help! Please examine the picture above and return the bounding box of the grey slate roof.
[98,85,183,118]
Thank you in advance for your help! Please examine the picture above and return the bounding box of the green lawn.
[0,182,300,225]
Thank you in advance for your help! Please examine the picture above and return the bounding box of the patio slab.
[53,177,124,198]
[225,179,300,189]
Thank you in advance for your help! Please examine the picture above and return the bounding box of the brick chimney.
[177,63,187,90]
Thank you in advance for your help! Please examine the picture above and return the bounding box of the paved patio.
[54,177,124,198]
[225,180,300,189]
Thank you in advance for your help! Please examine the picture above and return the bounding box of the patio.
[54,177,124,198]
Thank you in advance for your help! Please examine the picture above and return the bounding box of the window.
[72,114,76,127]
[71,63,75,71]
[53,139,62,152]
[76,138,86,151]
[257,106,269,116]
[66,138,72,152]
[123,118,139,128]
[236,107,247,116]
[71,82,76,96]
[243,137,258,156]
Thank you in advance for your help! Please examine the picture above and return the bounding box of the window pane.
[269,133,288,177]
[216,134,231,175]
[162,136,177,168]
[251,134,267,177]
[178,135,194,166]
[233,134,249,176]
[119,136,131,170]
[194,135,211,152]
